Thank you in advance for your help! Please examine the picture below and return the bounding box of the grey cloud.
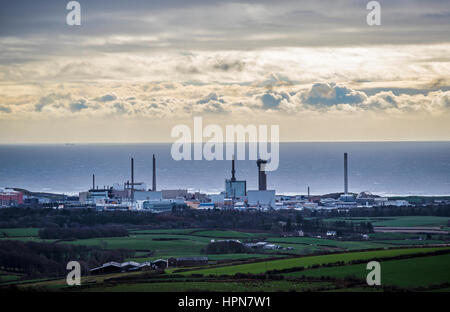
[256,74,295,88]
[196,92,224,105]
[301,83,367,106]
[0,105,11,113]
[97,94,117,102]
[113,102,127,114]
[212,59,245,72]
[192,92,227,114]
[260,92,289,109]
[1,0,449,58]
[34,93,71,112]
[35,96,53,112]
[69,99,89,112]
[202,102,226,114]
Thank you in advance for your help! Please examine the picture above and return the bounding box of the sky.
[0,0,449,143]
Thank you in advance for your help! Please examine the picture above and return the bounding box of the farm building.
[90,260,158,275]
[90,262,123,275]
[152,259,168,270]
[120,261,140,271]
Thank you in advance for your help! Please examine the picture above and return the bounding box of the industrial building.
[140,200,175,212]
[79,154,167,211]
[247,190,276,208]
[134,190,163,201]
[245,159,276,209]
[208,194,225,206]
[225,157,247,198]
[197,202,215,209]
[0,188,23,207]
[71,150,417,212]
[162,189,188,199]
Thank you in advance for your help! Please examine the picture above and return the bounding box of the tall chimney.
[308,186,310,199]
[92,174,95,190]
[344,153,348,194]
[231,155,236,182]
[131,157,134,201]
[257,159,267,191]
[152,154,156,191]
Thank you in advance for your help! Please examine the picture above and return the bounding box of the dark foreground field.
[1,214,449,292]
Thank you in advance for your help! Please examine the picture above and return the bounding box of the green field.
[324,216,450,228]
[129,253,284,263]
[0,272,22,283]
[65,234,209,257]
[1,223,450,292]
[286,253,450,288]
[190,230,267,239]
[372,239,447,246]
[266,237,388,250]
[0,228,39,237]
[18,248,450,292]
[129,229,204,235]
[183,247,450,276]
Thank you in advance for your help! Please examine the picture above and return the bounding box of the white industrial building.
[208,194,225,205]
[247,190,276,208]
[134,190,162,201]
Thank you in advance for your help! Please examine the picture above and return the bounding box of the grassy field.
[16,248,450,292]
[372,239,448,246]
[368,233,430,240]
[286,253,450,288]
[190,230,267,239]
[65,234,209,257]
[129,229,205,235]
[266,237,388,250]
[182,247,450,276]
[62,232,277,259]
[0,270,22,283]
[0,228,39,237]
[1,223,450,292]
[128,253,285,263]
[324,216,450,228]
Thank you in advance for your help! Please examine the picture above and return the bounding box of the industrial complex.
[1,152,430,211]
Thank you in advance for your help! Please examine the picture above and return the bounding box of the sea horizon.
[1,141,450,197]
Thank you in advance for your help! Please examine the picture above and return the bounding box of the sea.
[0,142,450,197]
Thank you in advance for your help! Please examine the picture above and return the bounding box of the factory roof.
[0,188,21,195]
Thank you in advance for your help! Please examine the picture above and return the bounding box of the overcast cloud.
[0,0,449,142]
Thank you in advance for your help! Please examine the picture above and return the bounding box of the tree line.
[203,241,253,254]
[0,207,371,234]
[1,206,447,234]
[0,240,133,277]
